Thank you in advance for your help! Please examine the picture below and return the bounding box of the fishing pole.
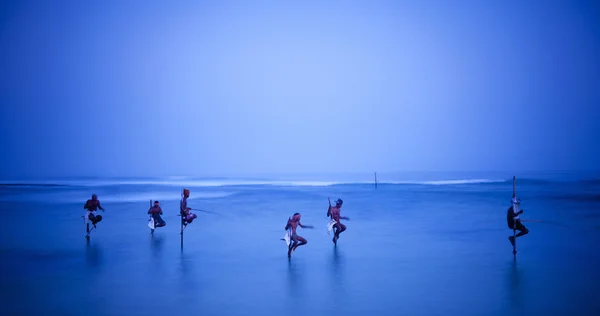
[520,219,569,227]
[175,208,221,216]
[191,208,225,216]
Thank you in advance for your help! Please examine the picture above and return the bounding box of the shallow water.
[1,175,599,316]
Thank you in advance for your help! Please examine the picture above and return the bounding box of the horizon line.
[2,169,600,179]
[1,170,599,183]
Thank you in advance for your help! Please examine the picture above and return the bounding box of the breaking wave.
[0,178,509,188]
[98,191,236,203]
[3,176,597,189]
[0,189,237,204]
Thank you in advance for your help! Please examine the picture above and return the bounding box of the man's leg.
[292,236,307,251]
[288,237,298,257]
[89,212,102,226]
[156,215,166,227]
[507,219,516,244]
[508,232,515,246]
[186,213,198,223]
[515,221,529,238]
[334,223,347,241]
[332,223,340,244]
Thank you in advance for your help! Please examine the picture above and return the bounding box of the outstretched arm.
[299,222,314,229]
[284,218,291,230]
[98,203,105,211]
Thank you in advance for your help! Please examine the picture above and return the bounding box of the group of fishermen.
[146,188,198,228]
[82,188,530,257]
[83,188,198,229]
[283,197,350,257]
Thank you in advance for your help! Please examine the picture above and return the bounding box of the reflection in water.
[85,241,103,268]
[150,234,164,260]
[287,259,304,298]
[507,259,524,313]
[330,246,345,293]
[179,251,196,290]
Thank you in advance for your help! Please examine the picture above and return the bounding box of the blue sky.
[1,0,599,178]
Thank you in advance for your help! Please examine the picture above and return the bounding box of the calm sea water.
[1,172,599,316]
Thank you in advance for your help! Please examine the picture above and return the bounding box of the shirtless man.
[148,200,166,228]
[180,189,197,225]
[328,198,349,245]
[84,194,104,227]
[285,213,313,257]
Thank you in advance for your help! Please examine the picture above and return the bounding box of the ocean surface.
[1,171,599,316]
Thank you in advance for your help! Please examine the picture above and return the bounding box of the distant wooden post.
[374,172,378,189]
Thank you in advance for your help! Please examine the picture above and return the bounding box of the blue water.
[1,172,599,316]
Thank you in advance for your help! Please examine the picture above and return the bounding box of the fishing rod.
[191,208,226,217]
[176,208,220,215]
[175,208,229,218]
[520,219,569,227]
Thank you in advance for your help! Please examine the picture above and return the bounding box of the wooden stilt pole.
[180,198,184,250]
[512,176,517,257]
[150,200,154,235]
[180,216,184,249]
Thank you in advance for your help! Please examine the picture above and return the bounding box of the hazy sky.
[1,0,599,178]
